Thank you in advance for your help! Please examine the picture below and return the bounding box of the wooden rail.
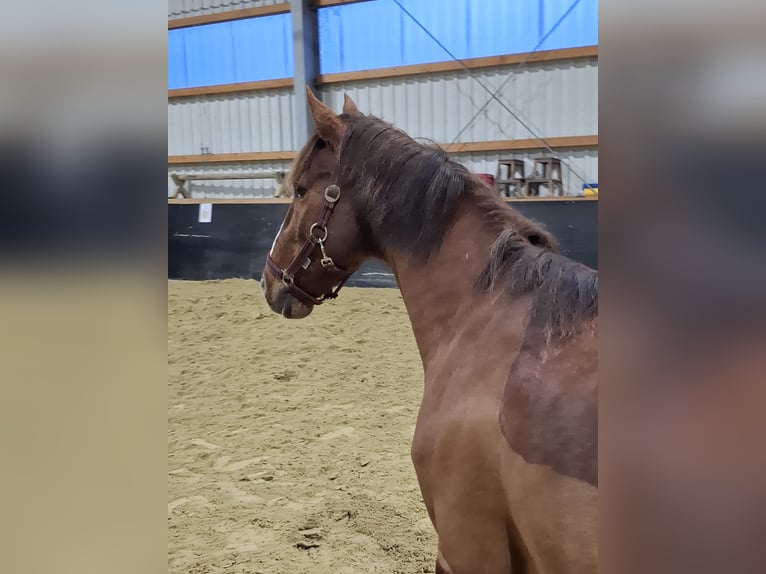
[170,171,288,198]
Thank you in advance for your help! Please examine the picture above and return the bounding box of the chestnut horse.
[261,89,598,574]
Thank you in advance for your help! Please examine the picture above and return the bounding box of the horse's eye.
[295,185,307,199]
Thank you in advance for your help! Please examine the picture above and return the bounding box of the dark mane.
[476,231,598,340]
[337,115,558,256]
[335,114,596,337]
[338,115,473,256]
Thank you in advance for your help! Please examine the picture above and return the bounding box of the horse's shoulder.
[500,326,598,487]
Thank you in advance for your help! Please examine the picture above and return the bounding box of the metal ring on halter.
[324,184,341,203]
[309,223,328,242]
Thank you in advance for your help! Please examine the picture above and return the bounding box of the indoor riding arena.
[168,1,598,572]
[168,281,433,572]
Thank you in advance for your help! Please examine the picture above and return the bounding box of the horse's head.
[261,89,367,319]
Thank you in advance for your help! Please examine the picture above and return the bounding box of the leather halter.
[265,184,350,306]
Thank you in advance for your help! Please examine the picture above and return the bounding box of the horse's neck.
[386,201,501,368]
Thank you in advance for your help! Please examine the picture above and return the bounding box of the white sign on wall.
[198,203,213,223]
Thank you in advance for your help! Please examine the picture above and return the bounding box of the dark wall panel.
[168,200,597,286]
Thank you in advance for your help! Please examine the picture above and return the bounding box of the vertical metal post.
[291,0,320,146]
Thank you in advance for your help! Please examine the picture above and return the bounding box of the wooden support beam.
[317,46,598,84]
[443,135,599,154]
[168,151,297,164]
[311,0,371,6]
[168,135,597,165]
[168,3,291,29]
[168,78,293,99]
[168,46,597,99]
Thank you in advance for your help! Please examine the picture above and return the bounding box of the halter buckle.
[324,184,341,203]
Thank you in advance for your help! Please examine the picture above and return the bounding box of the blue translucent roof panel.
[168,13,293,89]
[318,0,597,74]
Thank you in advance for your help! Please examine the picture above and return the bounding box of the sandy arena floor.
[169,279,436,573]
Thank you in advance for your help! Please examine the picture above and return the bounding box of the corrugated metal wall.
[168,60,596,156]
[168,0,283,20]
[168,89,295,155]
[321,60,597,144]
[167,3,598,199]
[168,59,597,197]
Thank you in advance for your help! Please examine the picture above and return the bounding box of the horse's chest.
[411,387,505,493]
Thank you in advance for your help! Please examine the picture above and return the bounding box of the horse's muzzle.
[262,275,314,319]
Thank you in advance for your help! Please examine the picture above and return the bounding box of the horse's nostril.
[259,277,266,293]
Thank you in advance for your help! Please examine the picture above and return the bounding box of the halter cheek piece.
[265,184,351,306]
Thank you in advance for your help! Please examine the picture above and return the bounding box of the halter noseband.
[265,184,350,306]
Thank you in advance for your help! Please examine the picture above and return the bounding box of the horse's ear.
[342,93,360,116]
[306,87,344,148]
